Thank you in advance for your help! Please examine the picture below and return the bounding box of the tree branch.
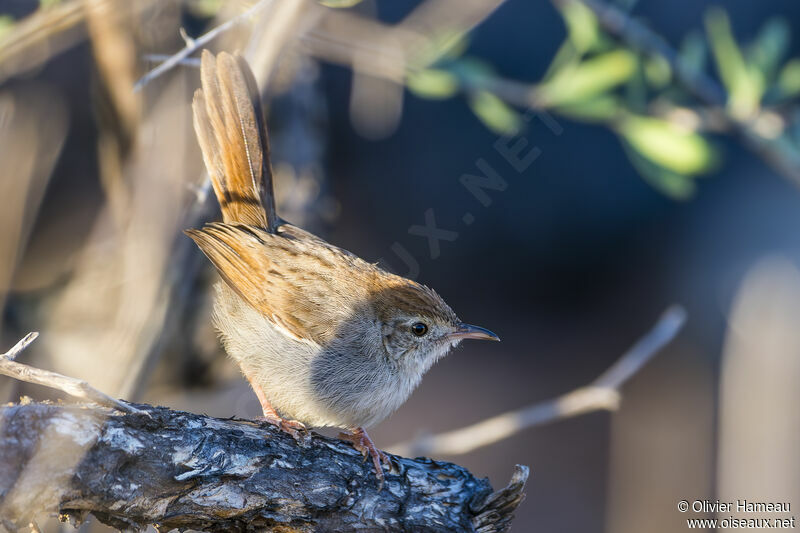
[0,334,527,531]
[0,402,527,532]
[391,306,686,457]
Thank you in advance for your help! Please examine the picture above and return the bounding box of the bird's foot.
[256,415,307,441]
[247,379,308,441]
[339,427,391,489]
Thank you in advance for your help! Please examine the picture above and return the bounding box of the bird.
[186,50,499,487]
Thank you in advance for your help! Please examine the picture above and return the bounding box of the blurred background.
[1,0,800,531]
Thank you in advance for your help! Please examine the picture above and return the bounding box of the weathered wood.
[0,402,527,532]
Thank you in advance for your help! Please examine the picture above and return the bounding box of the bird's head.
[370,277,499,372]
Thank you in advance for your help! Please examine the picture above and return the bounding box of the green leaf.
[319,0,364,7]
[622,140,696,200]
[618,114,718,175]
[0,16,13,39]
[541,39,581,82]
[644,55,672,88]
[705,7,763,117]
[406,69,459,99]
[747,17,790,82]
[777,59,800,98]
[555,94,620,122]
[468,90,521,135]
[560,1,600,54]
[537,49,637,107]
[705,8,747,90]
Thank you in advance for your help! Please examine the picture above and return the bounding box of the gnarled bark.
[0,402,527,532]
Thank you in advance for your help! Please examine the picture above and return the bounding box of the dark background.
[327,2,800,530]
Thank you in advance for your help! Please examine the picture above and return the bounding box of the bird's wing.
[186,222,369,345]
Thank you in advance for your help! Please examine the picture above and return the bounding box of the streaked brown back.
[186,222,374,344]
[192,50,278,231]
[185,221,458,345]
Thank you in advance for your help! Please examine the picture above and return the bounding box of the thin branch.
[391,386,621,457]
[2,332,39,362]
[133,0,275,92]
[397,0,508,43]
[301,0,508,78]
[0,333,147,415]
[553,0,800,182]
[142,54,201,67]
[390,305,687,457]
[553,0,725,106]
[301,0,800,185]
[0,0,154,84]
[593,305,687,388]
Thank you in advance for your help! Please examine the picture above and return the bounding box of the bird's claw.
[256,415,308,441]
[339,428,391,489]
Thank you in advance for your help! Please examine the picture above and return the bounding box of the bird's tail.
[192,50,278,231]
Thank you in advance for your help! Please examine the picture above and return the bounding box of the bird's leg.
[246,375,306,439]
[339,427,391,488]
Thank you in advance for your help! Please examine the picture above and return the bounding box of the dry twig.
[391,306,687,457]
[0,333,145,415]
[134,0,275,91]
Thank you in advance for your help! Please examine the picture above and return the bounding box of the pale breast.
[308,329,426,429]
[212,283,342,427]
[213,282,418,429]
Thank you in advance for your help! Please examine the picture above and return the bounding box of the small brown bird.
[187,50,499,486]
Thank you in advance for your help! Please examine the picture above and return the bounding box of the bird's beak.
[449,323,500,342]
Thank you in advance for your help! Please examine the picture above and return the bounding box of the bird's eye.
[411,322,428,337]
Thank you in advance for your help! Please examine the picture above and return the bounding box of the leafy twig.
[552,0,725,106]
[553,0,800,182]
